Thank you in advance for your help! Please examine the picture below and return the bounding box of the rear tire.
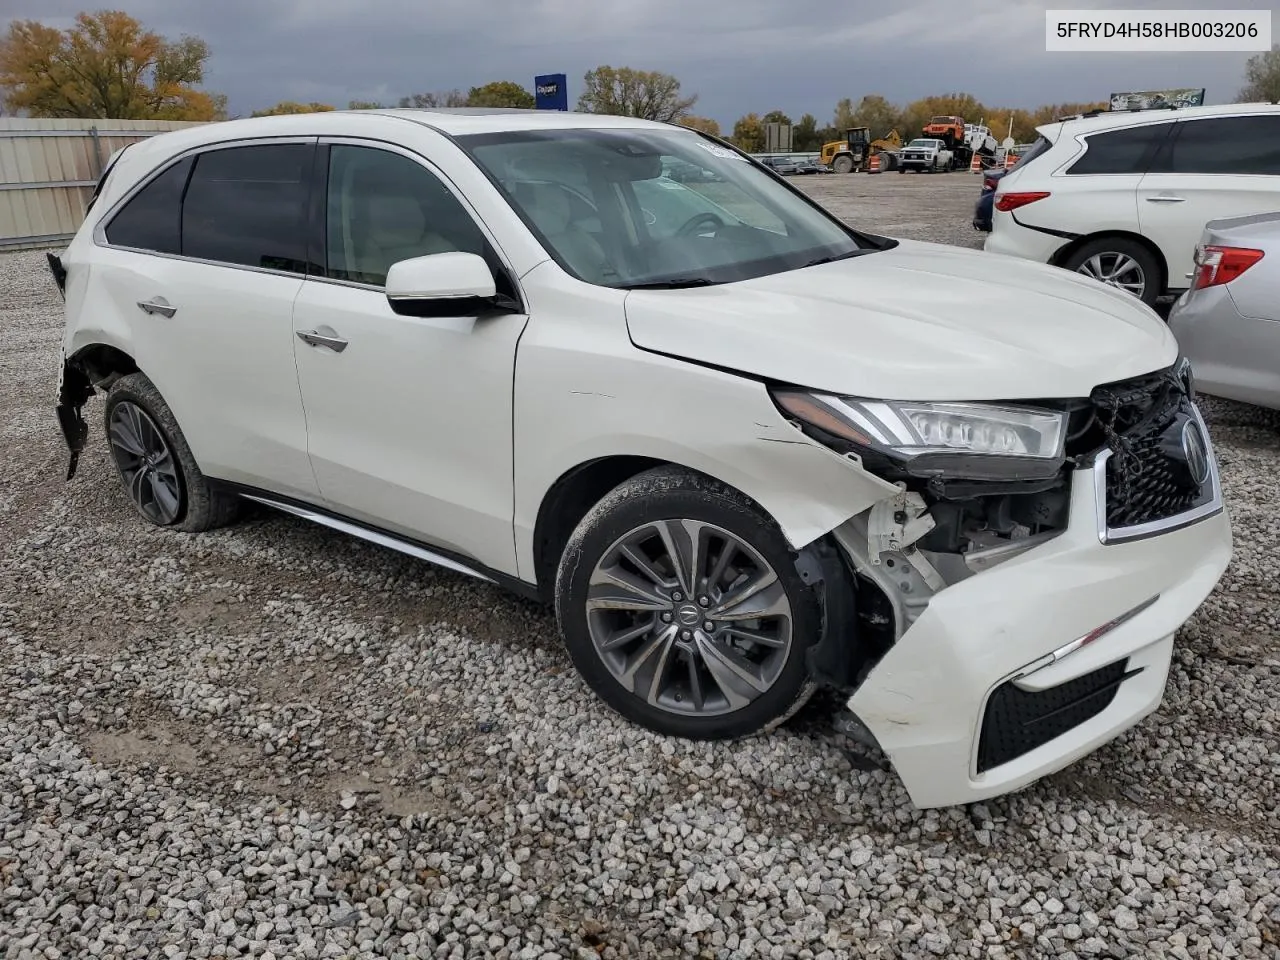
[1060,238,1162,307]
[103,373,242,532]
[554,466,820,741]
[832,155,854,174]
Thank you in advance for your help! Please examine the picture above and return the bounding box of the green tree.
[731,113,764,152]
[677,115,721,136]
[792,113,821,151]
[833,97,856,130]
[1237,45,1280,102]
[762,109,792,126]
[849,95,899,137]
[347,99,383,110]
[466,80,535,109]
[0,10,224,120]
[251,101,335,116]
[576,65,697,122]
[398,90,467,108]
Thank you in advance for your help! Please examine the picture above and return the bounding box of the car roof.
[1039,101,1280,139]
[109,108,685,171]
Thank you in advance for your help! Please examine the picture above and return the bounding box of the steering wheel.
[676,212,724,237]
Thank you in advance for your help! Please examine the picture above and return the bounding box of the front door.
[291,141,528,575]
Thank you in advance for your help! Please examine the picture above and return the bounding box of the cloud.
[4,0,1269,125]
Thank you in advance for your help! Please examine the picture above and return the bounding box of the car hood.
[623,239,1177,401]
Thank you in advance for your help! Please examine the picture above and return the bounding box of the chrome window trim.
[1092,402,1224,545]
[91,135,319,252]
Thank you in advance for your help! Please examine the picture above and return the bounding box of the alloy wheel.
[1075,252,1146,299]
[107,401,183,524]
[585,519,793,717]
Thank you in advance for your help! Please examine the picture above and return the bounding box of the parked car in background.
[973,168,1008,231]
[792,157,823,175]
[759,155,799,175]
[1168,212,1280,410]
[898,138,953,173]
[986,103,1280,307]
[49,108,1231,810]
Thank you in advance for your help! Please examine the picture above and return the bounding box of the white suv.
[50,108,1232,808]
[985,103,1280,306]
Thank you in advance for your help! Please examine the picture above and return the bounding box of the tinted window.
[103,157,193,253]
[1157,116,1280,175]
[1008,135,1052,173]
[182,144,311,272]
[325,145,488,286]
[1066,124,1166,175]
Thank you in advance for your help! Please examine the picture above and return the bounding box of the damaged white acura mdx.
[50,109,1232,808]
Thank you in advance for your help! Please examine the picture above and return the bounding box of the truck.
[819,126,872,173]
[896,138,953,173]
[920,115,998,170]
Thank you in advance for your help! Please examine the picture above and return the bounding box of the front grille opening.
[977,658,1137,773]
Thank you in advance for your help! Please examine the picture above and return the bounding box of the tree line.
[4,9,1280,150]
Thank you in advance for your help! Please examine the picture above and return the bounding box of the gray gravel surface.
[3,173,1279,960]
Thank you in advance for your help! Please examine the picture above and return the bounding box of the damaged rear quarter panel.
[511,263,900,583]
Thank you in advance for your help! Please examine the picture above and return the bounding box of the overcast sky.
[7,0,1275,125]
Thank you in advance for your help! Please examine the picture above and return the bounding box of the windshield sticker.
[695,142,745,161]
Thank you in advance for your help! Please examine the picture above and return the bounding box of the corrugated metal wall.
[0,118,207,249]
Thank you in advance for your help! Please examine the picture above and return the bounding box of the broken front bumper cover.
[835,457,1231,809]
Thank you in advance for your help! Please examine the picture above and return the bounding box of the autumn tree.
[848,95,899,137]
[792,113,821,151]
[0,10,224,120]
[465,80,535,108]
[398,90,467,108]
[576,66,697,122]
[678,115,721,136]
[251,101,335,116]
[1237,45,1280,101]
[731,113,764,152]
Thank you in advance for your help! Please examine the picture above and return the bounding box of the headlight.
[772,391,1068,482]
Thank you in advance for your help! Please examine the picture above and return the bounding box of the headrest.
[364,194,425,247]
[512,181,572,235]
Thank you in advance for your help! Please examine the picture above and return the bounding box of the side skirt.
[209,481,544,604]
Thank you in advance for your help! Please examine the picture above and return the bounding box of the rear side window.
[1066,124,1167,175]
[103,157,193,254]
[1155,116,1280,175]
[182,143,312,273]
[1008,135,1052,173]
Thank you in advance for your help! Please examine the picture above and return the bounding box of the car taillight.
[1191,244,1264,290]
[994,191,1050,212]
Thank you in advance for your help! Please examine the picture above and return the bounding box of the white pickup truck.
[897,138,954,173]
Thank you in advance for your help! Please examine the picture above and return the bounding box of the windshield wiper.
[620,277,717,290]
[801,250,869,268]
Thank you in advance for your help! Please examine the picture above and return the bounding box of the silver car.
[1169,213,1280,410]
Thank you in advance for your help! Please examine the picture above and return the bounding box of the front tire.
[554,467,820,741]
[832,155,854,174]
[103,373,242,532]
[1061,238,1161,307]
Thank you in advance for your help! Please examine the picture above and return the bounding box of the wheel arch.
[1049,230,1169,297]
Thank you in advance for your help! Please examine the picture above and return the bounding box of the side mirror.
[385,252,509,317]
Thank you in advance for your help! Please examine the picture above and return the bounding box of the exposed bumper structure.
[839,430,1232,809]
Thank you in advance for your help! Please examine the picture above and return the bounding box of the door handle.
[137,297,176,318]
[1145,196,1186,203]
[296,330,349,353]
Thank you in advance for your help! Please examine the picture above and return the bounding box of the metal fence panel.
[0,118,206,249]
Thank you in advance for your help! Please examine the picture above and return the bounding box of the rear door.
[1138,113,1280,290]
[1050,121,1170,238]
[94,138,320,499]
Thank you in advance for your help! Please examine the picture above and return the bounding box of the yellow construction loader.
[820,128,903,173]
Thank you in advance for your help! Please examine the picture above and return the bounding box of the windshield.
[907,139,936,148]
[457,127,866,288]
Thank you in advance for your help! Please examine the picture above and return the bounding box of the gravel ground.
[2,173,1279,960]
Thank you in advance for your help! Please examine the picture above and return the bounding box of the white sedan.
[49,107,1231,808]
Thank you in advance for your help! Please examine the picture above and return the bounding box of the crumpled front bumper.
[839,443,1233,810]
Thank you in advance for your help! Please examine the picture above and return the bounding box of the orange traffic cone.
[969,152,982,174]
[867,153,881,174]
